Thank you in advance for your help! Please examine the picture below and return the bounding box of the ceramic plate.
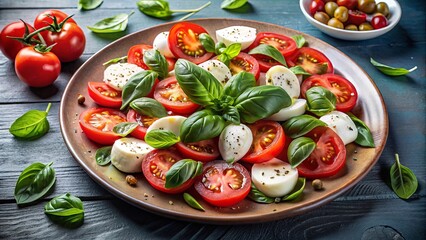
[60,18,388,224]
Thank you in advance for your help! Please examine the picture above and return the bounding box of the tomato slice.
[166,57,176,72]
[126,109,158,140]
[301,73,358,112]
[79,108,126,145]
[168,22,213,64]
[176,138,220,162]
[194,161,251,207]
[242,120,286,163]
[287,47,334,75]
[88,82,122,108]
[297,127,346,179]
[154,76,199,115]
[248,32,297,57]
[142,149,194,194]
[127,44,153,69]
[229,52,260,80]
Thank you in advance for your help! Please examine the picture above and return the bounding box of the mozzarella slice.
[320,111,358,145]
[198,60,232,85]
[218,123,253,163]
[103,63,144,91]
[265,65,300,99]
[146,116,187,136]
[153,31,174,58]
[252,158,298,197]
[111,137,154,173]
[216,26,257,50]
[267,99,307,121]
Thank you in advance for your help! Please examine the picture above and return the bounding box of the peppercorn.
[126,175,137,186]
[77,94,85,105]
[312,179,323,190]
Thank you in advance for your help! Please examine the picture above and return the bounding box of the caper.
[314,11,330,24]
[345,24,358,31]
[359,22,374,31]
[376,2,389,17]
[334,6,349,23]
[328,18,344,29]
[312,179,323,190]
[325,1,338,17]
[358,0,376,14]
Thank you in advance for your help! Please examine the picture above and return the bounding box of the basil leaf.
[221,0,248,9]
[305,86,336,117]
[282,178,306,201]
[44,193,84,228]
[287,137,316,168]
[95,146,112,166]
[137,0,172,18]
[234,85,292,123]
[248,44,286,66]
[180,109,226,143]
[113,122,138,137]
[183,193,205,211]
[390,154,418,199]
[103,56,127,66]
[370,58,417,76]
[348,113,375,147]
[199,33,216,53]
[165,159,203,188]
[130,97,168,118]
[145,129,180,149]
[14,162,56,205]
[283,114,327,138]
[248,182,275,204]
[290,66,311,76]
[87,11,133,33]
[78,0,103,10]
[215,42,226,55]
[143,49,168,79]
[218,43,241,66]
[223,71,256,99]
[121,70,158,110]
[222,105,240,124]
[174,59,223,106]
[9,103,51,140]
[292,35,306,48]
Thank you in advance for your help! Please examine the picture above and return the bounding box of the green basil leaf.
[234,85,292,123]
[130,97,168,118]
[292,35,306,48]
[113,122,138,137]
[145,129,180,149]
[121,70,158,110]
[248,44,286,66]
[290,66,311,76]
[175,59,223,106]
[222,105,240,124]
[287,137,316,168]
[87,11,133,33]
[199,33,216,53]
[221,0,248,9]
[281,177,306,201]
[218,53,231,66]
[223,71,256,99]
[14,162,56,205]
[180,109,226,143]
[248,182,275,204]
[78,0,103,10]
[215,42,226,55]
[390,154,418,199]
[283,114,327,138]
[223,43,241,59]
[165,159,203,188]
[143,49,169,79]
[44,193,84,228]
[370,58,417,76]
[9,103,51,140]
[347,113,375,147]
[305,86,336,117]
[103,56,127,66]
[137,0,172,18]
[95,146,112,166]
[183,192,205,211]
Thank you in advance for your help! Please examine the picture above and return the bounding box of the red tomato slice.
[166,57,176,72]
[142,149,194,194]
[301,73,358,112]
[287,47,334,75]
[248,32,297,57]
[154,76,199,115]
[242,120,286,163]
[194,161,251,207]
[229,52,260,80]
[297,127,346,179]
[176,138,220,162]
[347,10,367,26]
[127,44,153,69]
[88,82,122,108]
[126,109,158,140]
[168,22,213,64]
[79,108,126,145]
[252,55,282,72]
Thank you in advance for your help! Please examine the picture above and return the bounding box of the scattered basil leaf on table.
[165,159,203,188]
[143,49,169,79]
[370,58,417,76]
[87,11,134,33]
[145,129,180,149]
[221,0,248,10]
[249,182,275,204]
[348,113,375,147]
[282,178,306,201]
[14,162,56,205]
[44,193,84,228]
[78,0,103,10]
[290,66,311,76]
[199,33,216,53]
[9,103,51,140]
[137,0,211,20]
[113,122,138,137]
[287,137,316,168]
[183,192,205,211]
[217,43,241,66]
[305,86,336,117]
[283,114,327,138]
[292,35,306,48]
[130,97,168,118]
[121,70,158,110]
[103,56,127,66]
[390,153,418,199]
[248,44,287,66]
[95,146,112,166]
[180,109,226,143]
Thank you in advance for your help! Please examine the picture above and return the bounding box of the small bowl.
[300,0,402,41]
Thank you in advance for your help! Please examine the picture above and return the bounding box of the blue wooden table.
[0,0,424,239]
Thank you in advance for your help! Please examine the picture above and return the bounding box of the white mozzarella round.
[111,138,154,173]
[103,63,144,91]
[198,60,232,85]
[265,65,300,99]
[146,116,187,136]
[320,111,358,145]
[215,26,257,50]
[218,123,253,163]
[153,31,174,58]
[267,99,307,121]
[252,158,298,197]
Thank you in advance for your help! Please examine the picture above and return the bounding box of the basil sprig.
[130,97,168,118]
[9,103,51,140]
[143,49,168,79]
[370,58,417,76]
[44,193,84,228]
[348,113,375,147]
[217,43,241,66]
[103,56,127,66]
[121,70,158,110]
[248,44,287,66]
[292,35,306,48]
[145,129,180,149]
[221,0,248,9]
[183,192,205,211]
[113,122,138,137]
[283,114,327,138]
[95,146,112,166]
[287,137,316,168]
[390,154,418,199]
[165,159,203,188]
[14,162,56,205]
[305,86,336,117]
[78,0,103,10]
[249,178,306,204]
[87,11,134,33]
[137,0,211,20]
[199,33,216,53]
[179,109,226,143]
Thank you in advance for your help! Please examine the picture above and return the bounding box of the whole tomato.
[371,14,388,29]
[15,46,61,87]
[0,22,35,60]
[34,10,76,29]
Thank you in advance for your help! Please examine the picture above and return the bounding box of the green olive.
[376,2,390,17]
[325,2,338,17]
[314,11,330,24]
[345,24,358,31]
[359,22,374,31]
[328,18,344,29]
[334,6,349,23]
[358,0,376,14]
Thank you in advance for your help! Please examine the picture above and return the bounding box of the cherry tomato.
[336,0,357,10]
[242,120,286,163]
[297,127,346,179]
[126,109,158,140]
[194,160,251,207]
[176,139,220,162]
[229,52,260,80]
[310,0,325,15]
[248,32,297,58]
[0,22,35,60]
[127,44,152,70]
[154,76,199,115]
[15,46,61,87]
[166,57,176,72]
[301,73,358,112]
[168,22,213,64]
[142,149,194,194]
[347,10,367,26]
[33,10,76,29]
[88,82,122,108]
[79,108,126,145]
[371,14,388,29]
[287,47,334,75]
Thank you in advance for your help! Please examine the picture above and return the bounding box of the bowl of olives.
[300,0,401,40]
